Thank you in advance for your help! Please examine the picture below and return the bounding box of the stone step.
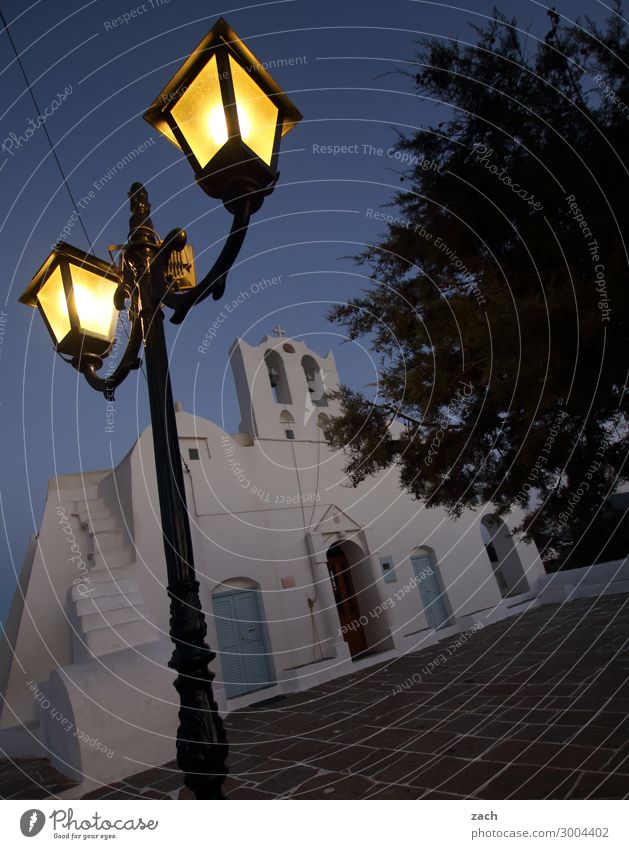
[79,604,148,633]
[88,547,133,570]
[75,591,143,616]
[72,498,109,516]
[71,575,139,601]
[82,517,117,534]
[75,620,157,659]
[90,530,124,551]
[77,508,113,525]
[83,564,137,584]
[63,485,100,502]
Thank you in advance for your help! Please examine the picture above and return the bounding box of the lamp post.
[19,17,301,800]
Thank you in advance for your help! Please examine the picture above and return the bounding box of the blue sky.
[0,0,609,619]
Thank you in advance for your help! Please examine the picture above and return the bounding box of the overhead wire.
[0,4,94,253]
[0,11,156,393]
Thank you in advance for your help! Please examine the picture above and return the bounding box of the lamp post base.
[168,579,229,800]
[172,662,228,800]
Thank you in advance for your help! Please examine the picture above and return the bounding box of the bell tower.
[229,330,340,441]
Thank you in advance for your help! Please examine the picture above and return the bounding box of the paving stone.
[259,713,330,736]
[220,777,250,796]
[479,764,576,799]
[404,731,460,754]
[289,771,377,799]
[124,766,174,789]
[440,714,490,735]
[569,726,625,749]
[227,786,278,799]
[445,735,502,760]
[329,725,380,746]
[308,743,382,772]
[150,772,186,794]
[369,783,426,799]
[433,760,508,796]
[256,764,318,794]
[243,737,296,759]
[363,750,432,785]
[569,771,629,799]
[82,785,119,799]
[600,747,629,773]
[343,749,398,776]
[357,726,427,751]
[509,741,614,772]
[101,788,149,800]
[136,789,172,800]
[3,594,629,801]
[275,738,338,762]
[227,753,269,777]
[0,758,77,799]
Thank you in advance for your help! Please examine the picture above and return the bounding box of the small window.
[380,555,397,584]
[188,448,200,460]
[285,429,295,440]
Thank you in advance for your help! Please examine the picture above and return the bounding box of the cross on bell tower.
[272,325,286,337]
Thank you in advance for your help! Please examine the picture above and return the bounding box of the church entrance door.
[326,544,368,657]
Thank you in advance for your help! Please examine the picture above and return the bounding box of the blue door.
[212,589,274,699]
[411,553,452,630]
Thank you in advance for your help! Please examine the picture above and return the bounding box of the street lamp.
[19,243,120,358]
[144,17,301,210]
[19,17,301,800]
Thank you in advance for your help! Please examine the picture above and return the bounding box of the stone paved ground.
[2,594,629,800]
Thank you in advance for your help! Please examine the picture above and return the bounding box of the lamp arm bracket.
[162,198,252,325]
[114,276,135,312]
[151,227,188,304]
[73,299,143,401]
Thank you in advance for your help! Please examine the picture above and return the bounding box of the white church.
[0,330,549,792]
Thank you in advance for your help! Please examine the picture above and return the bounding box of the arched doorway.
[481,515,529,597]
[326,543,367,657]
[211,579,275,699]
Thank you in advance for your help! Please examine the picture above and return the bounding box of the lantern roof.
[143,17,302,148]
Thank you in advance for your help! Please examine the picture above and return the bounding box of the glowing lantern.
[143,18,302,209]
[19,242,120,358]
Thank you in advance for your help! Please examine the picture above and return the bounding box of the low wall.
[536,558,629,602]
[38,639,177,787]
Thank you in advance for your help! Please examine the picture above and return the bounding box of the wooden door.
[212,589,274,699]
[411,553,452,630]
[326,546,368,656]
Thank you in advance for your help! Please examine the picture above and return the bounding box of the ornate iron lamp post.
[19,17,301,800]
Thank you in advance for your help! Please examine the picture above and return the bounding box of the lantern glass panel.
[159,121,181,150]
[229,55,278,165]
[69,264,118,342]
[171,54,226,167]
[37,265,70,343]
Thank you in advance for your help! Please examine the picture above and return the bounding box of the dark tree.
[326,6,628,564]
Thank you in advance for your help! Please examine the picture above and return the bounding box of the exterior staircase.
[69,490,157,661]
